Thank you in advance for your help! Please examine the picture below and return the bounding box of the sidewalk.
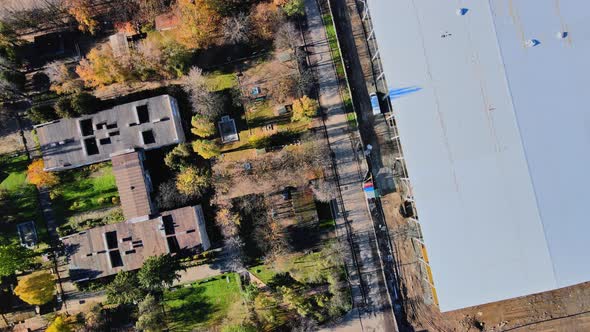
[303,0,397,330]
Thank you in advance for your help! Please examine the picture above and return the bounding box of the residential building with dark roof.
[111,150,154,222]
[36,94,185,171]
[62,205,211,282]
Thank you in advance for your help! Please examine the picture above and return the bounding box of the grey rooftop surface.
[36,94,185,171]
[62,205,211,282]
[368,0,590,311]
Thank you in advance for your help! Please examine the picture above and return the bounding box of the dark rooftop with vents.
[36,95,185,171]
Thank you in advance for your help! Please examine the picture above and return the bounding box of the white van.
[370,92,381,115]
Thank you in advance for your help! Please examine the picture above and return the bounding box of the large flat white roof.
[368,0,590,311]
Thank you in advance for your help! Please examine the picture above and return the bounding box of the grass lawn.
[248,264,277,284]
[164,273,245,331]
[318,218,335,231]
[54,163,119,218]
[206,71,237,92]
[0,153,47,245]
[322,14,346,79]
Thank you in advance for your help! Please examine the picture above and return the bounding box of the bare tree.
[274,22,300,50]
[222,12,251,45]
[180,66,222,119]
[45,61,82,94]
[296,67,314,96]
[311,178,338,202]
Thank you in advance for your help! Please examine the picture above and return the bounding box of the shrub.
[191,139,220,159]
[191,114,216,138]
[55,95,76,118]
[111,196,120,205]
[97,197,106,204]
[71,92,99,115]
[164,143,193,170]
[26,105,58,124]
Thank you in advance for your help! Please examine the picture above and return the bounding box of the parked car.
[370,92,381,115]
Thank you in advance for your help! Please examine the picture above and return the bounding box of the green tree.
[136,294,166,332]
[14,271,54,306]
[175,166,210,197]
[55,95,77,118]
[164,143,193,171]
[0,244,35,277]
[191,114,216,138]
[282,0,305,17]
[138,254,184,292]
[106,271,144,304]
[191,139,220,159]
[26,105,58,124]
[71,92,99,115]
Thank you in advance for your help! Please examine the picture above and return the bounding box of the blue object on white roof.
[368,0,590,311]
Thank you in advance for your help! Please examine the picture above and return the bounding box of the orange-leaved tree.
[250,3,281,40]
[66,0,99,35]
[76,44,128,88]
[27,159,59,188]
[174,0,221,49]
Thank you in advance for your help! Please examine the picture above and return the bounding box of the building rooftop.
[36,95,185,171]
[62,205,211,282]
[368,0,590,311]
[155,12,180,31]
[111,150,154,221]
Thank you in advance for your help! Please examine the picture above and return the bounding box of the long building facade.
[366,0,590,311]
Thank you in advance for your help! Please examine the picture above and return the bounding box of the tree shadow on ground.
[165,286,214,329]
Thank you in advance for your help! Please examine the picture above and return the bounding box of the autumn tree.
[46,315,74,332]
[216,206,240,238]
[250,3,281,40]
[14,271,54,306]
[0,244,35,277]
[222,13,251,45]
[76,44,128,87]
[175,0,221,49]
[135,0,169,26]
[135,32,192,79]
[291,95,319,121]
[66,0,99,35]
[106,271,144,305]
[176,166,210,197]
[45,61,83,95]
[181,67,222,119]
[27,159,59,188]
[164,143,193,170]
[191,114,216,138]
[192,139,220,159]
[136,294,166,332]
[138,254,184,292]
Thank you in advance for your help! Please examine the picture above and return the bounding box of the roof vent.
[456,8,468,16]
[556,31,568,39]
[524,39,541,48]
